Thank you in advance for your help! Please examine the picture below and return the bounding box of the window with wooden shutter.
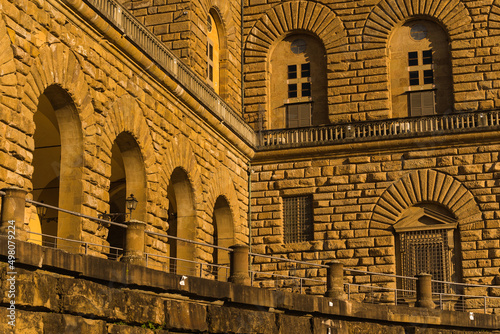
[409,91,435,116]
[287,103,312,128]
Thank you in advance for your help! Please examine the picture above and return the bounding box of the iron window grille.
[399,229,451,294]
[283,195,313,243]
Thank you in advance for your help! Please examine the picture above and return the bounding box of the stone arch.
[488,0,500,36]
[21,43,92,250]
[204,166,240,229]
[243,1,347,128]
[102,95,156,220]
[370,169,482,229]
[363,0,473,48]
[161,134,203,211]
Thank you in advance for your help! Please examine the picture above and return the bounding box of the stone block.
[166,300,207,332]
[207,306,277,334]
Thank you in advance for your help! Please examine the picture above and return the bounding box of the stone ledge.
[0,236,499,330]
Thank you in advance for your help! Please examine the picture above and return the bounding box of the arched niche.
[167,167,197,275]
[389,19,453,118]
[269,33,328,129]
[107,132,147,257]
[32,85,84,250]
[212,196,234,280]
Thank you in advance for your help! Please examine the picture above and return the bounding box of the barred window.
[283,195,313,243]
[395,205,459,295]
[399,229,450,293]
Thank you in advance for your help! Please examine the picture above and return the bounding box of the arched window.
[269,33,328,129]
[389,20,453,118]
[394,204,462,298]
[207,12,220,93]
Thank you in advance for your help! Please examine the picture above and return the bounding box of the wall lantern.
[36,201,48,221]
[125,194,138,218]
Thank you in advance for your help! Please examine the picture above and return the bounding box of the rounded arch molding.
[21,43,93,123]
[370,169,482,229]
[488,0,500,35]
[160,134,203,212]
[363,0,473,47]
[244,1,346,60]
[204,165,241,229]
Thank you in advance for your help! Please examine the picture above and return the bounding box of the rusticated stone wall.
[0,239,499,334]
[250,132,500,305]
[124,0,243,113]
[243,0,500,129]
[0,0,250,265]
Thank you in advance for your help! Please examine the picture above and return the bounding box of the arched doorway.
[212,196,234,280]
[107,132,146,258]
[32,86,84,250]
[167,167,196,275]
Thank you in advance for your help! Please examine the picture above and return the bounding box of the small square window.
[422,50,432,65]
[301,63,310,78]
[408,51,418,66]
[288,84,298,98]
[302,82,311,97]
[288,65,297,79]
[423,69,434,84]
[409,71,419,86]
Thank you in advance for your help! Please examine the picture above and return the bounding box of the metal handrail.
[146,230,233,252]
[27,231,123,254]
[26,198,127,228]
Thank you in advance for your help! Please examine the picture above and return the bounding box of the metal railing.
[27,231,123,259]
[76,0,255,145]
[259,110,500,148]
[2,192,500,314]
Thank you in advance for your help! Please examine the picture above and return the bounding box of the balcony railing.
[74,0,255,145]
[259,110,500,149]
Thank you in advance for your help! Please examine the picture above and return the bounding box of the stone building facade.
[0,0,500,311]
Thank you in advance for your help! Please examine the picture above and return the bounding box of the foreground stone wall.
[251,131,500,305]
[0,0,250,263]
[1,239,499,333]
[243,0,500,128]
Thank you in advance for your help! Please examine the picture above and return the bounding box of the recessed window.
[291,39,307,54]
[423,69,434,84]
[288,65,297,79]
[283,195,313,243]
[408,52,418,66]
[409,71,419,86]
[207,14,212,32]
[302,82,311,97]
[301,63,310,78]
[288,84,298,98]
[422,50,432,65]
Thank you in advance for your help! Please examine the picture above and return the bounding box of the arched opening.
[389,19,453,118]
[107,132,147,258]
[32,86,84,250]
[269,33,328,129]
[207,9,225,95]
[167,167,196,275]
[212,196,234,280]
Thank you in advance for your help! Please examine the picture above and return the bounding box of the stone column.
[415,273,435,309]
[229,244,250,285]
[325,261,347,300]
[122,220,146,266]
[1,188,28,241]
